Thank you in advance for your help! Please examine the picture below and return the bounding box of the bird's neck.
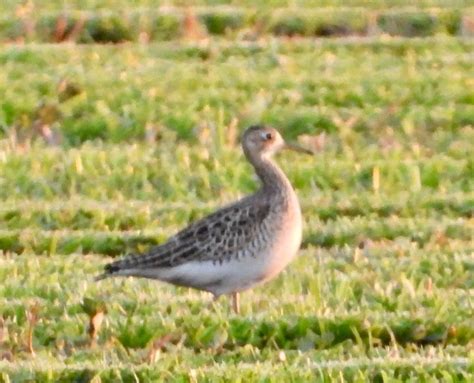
[250,154,293,196]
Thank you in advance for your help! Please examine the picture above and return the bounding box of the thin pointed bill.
[284,142,314,155]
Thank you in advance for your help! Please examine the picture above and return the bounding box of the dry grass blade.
[26,303,39,356]
[88,311,105,347]
[146,334,174,364]
[81,298,107,347]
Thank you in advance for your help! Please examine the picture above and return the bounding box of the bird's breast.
[259,192,302,281]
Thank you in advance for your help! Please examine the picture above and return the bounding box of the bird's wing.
[102,198,272,275]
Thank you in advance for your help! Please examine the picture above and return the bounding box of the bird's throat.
[252,156,294,196]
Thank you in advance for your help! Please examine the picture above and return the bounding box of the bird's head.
[242,125,313,160]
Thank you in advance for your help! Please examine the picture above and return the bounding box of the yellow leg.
[207,294,220,310]
[232,292,240,314]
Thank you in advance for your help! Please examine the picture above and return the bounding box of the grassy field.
[0,0,473,382]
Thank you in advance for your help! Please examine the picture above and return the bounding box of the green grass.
[0,2,473,381]
[0,147,472,381]
[1,6,472,42]
[2,0,473,12]
[1,38,472,145]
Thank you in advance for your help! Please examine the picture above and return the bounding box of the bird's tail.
[94,260,123,282]
[94,273,109,282]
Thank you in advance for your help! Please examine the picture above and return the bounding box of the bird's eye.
[262,132,273,141]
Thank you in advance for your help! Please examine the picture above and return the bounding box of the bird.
[96,125,312,314]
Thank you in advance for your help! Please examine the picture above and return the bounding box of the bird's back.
[101,193,271,271]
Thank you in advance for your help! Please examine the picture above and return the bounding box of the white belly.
[160,253,276,296]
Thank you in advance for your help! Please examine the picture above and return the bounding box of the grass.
[2,0,474,12]
[1,38,472,145]
[0,146,472,380]
[1,6,472,43]
[0,1,473,381]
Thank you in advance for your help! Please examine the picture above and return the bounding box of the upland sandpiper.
[96,125,312,313]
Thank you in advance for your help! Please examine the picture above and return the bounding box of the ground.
[0,1,473,381]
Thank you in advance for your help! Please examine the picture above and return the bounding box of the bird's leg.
[207,294,220,310]
[231,292,240,314]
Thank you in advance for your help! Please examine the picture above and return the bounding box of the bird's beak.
[284,142,314,155]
